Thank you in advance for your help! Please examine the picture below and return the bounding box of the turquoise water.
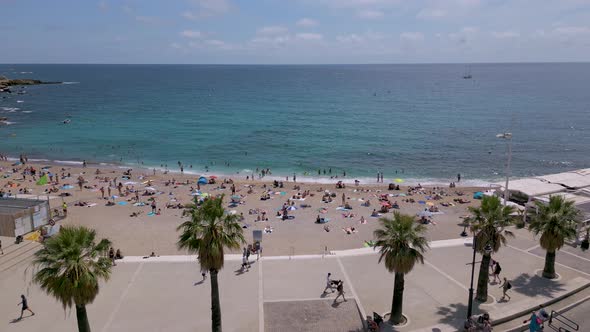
[1,63,589,184]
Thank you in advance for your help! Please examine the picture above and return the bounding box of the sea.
[1,63,589,185]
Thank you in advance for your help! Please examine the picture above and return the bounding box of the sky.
[1,0,590,64]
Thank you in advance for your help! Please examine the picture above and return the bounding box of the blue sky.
[1,0,590,64]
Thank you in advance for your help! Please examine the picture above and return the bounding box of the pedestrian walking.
[333,281,347,303]
[523,310,543,331]
[492,261,502,283]
[500,277,512,301]
[323,273,334,293]
[108,247,116,266]
[17,294,34,320]
[0,239,3,254]
[241,255,249,271]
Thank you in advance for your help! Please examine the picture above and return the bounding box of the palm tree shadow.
[510,273,566,297]
[435,301,485,328]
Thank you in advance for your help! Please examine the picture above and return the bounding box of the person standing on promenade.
[17,294,35,320]
[323,273,334,293]
[523,310,542,331]
[333,281,347,303]
[1,239,3,254]
[500,277,512,301]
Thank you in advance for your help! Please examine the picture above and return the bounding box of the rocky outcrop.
[0,76,61,92]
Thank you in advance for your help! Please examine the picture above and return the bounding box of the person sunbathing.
[371,209,379,217]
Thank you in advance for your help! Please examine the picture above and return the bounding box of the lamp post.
[466,239,492,321]
[496,133,512,206]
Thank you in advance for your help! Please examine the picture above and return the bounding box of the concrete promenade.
[1,231,589,331]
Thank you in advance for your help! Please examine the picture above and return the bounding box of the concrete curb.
[498,282,590,331]
[502,294,590,332]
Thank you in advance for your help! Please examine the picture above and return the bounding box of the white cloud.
[491,31,520,39]
[98,1,108,11]
[553,26,590,36]
[296,33,323,41]
[337,34,365,43]
[257,26,288,35]
[135,16,161,24]
[448,26,479,44]
[400,32,424,41]
[416,8,446,19]
[183,0,232,19]
[170,42,182,49]
[296,18,318,27]
[181,30,203,38]
[357,9,384,19]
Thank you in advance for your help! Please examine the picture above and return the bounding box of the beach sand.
[0,160,492,256]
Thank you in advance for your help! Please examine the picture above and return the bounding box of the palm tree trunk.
[75,304,91,332]
[543,250,557,279]
[210,269,222,332]
[475,253,491,302]
[389,272,405,325]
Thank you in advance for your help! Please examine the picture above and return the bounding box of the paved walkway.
[1,234,589,332]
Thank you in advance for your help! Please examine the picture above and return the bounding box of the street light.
[496,132,513,206]
[466,239,493,322]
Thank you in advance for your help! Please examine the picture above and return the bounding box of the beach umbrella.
[380,201,391,207]
[200,192,210,198]
[124,181,137,185]
[197,176,208,184]
[394,178,404,183]
[145,187,156,192]
[209,175,218,179]
[287,206,297,211]
[231,195,241,203]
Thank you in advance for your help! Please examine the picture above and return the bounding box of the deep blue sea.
[1,64,589,184]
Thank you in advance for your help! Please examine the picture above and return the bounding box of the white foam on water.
[19,71,33,74]
[1,107,20,112]
[0,121,15,125]
[53,160,84,165]
[21,111,33,113]
[62,82,80,85]
[16,100,24,103]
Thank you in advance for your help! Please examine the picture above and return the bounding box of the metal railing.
[550,310,579,332]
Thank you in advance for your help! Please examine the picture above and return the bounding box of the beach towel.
[336,207,352,211]
[117,201,128,206]
[133,202,146,206]
[36,174,48,185]
[87,203,97,207]
[147,212,155,217]
[61,185,74,189]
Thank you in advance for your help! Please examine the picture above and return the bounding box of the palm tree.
[373,212,429,325]
[528,195,579,279]
[177,195,244,332]
[468,195,515,302]
[33,226,112,332]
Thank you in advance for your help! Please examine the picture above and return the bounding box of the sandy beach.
[0,159,492,256]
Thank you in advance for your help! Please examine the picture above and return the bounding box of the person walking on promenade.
[523,310,543,331]
[500,277,512,301]
[323,273,334,293]
[333,280,347,303]
[17,294,34,320]
[0,239,3,254]
[492,261,502,283]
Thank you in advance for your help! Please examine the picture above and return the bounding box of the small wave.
[16,100,24,103]
[19,71,33,74]
[28,158,51,162]
[0,121,15,125]
[62,82,80,85]
[21,111,33,113]
[54,160,84,165]
[1,107,20,112]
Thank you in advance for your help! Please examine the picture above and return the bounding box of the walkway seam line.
[507,245,590,278]
[336,256,368,331]
[559,249,590,263]
[258,258,264,332]
[101,262,144,332]
[424,260,469,291]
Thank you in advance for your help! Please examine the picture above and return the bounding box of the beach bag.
[507,282,512,289]
[536,316,543,324]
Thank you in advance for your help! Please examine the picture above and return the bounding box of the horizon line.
[1,61,590,66]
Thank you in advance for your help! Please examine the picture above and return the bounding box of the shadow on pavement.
[511,273,566,298]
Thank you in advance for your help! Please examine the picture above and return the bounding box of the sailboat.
[463,65,472,79]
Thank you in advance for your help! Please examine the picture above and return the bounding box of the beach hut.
[0,198,51,237]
